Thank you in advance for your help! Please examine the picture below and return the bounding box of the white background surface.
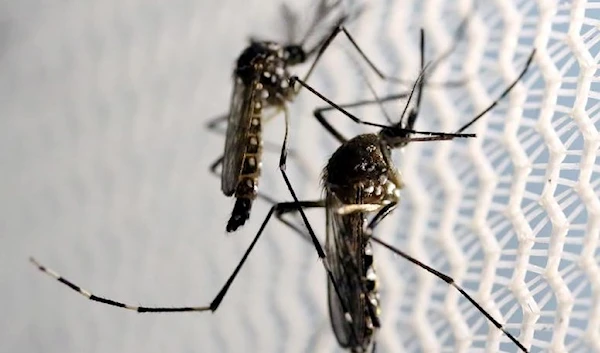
[3,0,600,352]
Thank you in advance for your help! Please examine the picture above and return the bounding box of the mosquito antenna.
[398,61,432,125]
[400,28,426,129]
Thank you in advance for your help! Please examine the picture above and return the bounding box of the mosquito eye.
[284,46,306,64]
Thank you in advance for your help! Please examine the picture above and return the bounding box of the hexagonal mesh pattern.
[4,0,599,353]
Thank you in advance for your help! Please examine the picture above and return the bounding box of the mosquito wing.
[325,192,377,352]
[221,73,260,196]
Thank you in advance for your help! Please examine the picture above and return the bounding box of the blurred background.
[3,0,599,352]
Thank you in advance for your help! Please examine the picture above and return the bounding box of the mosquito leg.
[291,76,475,140]
[206,200,329,311]
[259,194,325,219]
[205,113,229,136]
[455,49,536,133]
[278,180,361,345]
[274,200,325,216]
[298,7,469,96]
[364,202,398,235]
[29,198,326,313]
[270,107,315,243]
[314,92,410,144]
[274,213,313,244]
[304,24,469,88]
[208,149,310,180]
[258,193,325,243]
[290,76,403,131]
[300,22,399,93]
[29,257,212,313]
[296,0,350,57]
[207,109,308,181]
[209,155,224,177]
[206,109,299,155]
[206,108,293,135]
[303,31,475,146]
[271,199,326,244]
[277,106,361,345]
[369,237,529,353]
[300,18,346,86]
[275,200,326,243]
[251,109,297,153]
[362,202,525,352]
[316,25,407,85]
[304,1,476,89]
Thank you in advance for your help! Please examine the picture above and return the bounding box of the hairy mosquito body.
[287,43,536,352]
[221,41,301,232]
[304,94,463,352]
[322,133,405,352]
[214,0,355,233]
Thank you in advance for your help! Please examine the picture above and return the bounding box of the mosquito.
[208,0,471,233]
[282,47,536,352]
[206,0,351,233]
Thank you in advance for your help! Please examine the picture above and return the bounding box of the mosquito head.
[323,134,403,205]
[379,122,410,145]
[284,44,306,65]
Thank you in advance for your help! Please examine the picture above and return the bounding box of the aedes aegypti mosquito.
[206,0,353,232]
[207,0,469,233]
[283,47,536,352]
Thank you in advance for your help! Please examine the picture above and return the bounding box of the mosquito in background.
[207,0,471,233]
[206,0,354,232]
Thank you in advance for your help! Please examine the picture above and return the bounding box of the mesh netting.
[4,0,599,353]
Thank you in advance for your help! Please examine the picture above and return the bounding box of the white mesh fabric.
[3,0,599,353]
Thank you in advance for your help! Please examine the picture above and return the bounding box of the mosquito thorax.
[235,41,297,103]
[323,134,402,205]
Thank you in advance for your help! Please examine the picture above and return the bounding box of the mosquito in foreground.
[208,0,470,233]
[283,49,536,351]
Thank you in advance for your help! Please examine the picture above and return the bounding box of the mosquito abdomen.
[227,197,253,232]
[227,99,262,232]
